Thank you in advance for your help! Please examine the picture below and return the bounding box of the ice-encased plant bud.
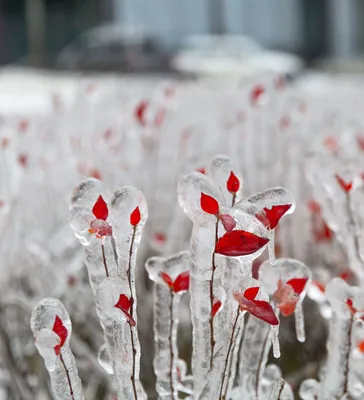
[247,187,295,264]
[206,154,243,207]
[96,277,146,400]
[69,178,117,291]
[145,250,190,400]
[259,258,311,342]
[30,298,83,400]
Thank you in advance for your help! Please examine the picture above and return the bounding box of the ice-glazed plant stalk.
[177,170,227,395]
[96,277,146,399]
[178,168,269,396]
[198,278,279,400]
[145,251,190,399]
[300,278,364,400]
[108,186,148,400]
[69,178,118,291]
[30,298,83,400]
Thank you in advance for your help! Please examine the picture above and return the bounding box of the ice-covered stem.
[30,298,83,400]
[344,190,364,272]
[145,251,190,400]
[109,186,148,400]
[189,224,215,395]
[219,258,250,396]
[209,218,219,368]
[219,306,241,399]
[318,278,363,400]
[319,313,352,399]
[178,171,226,396]
[96,278,146,400]
[168,292,177,398]
[237,316,272,399]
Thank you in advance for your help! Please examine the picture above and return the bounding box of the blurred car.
[56,25,174,73]
[171,34,304,78]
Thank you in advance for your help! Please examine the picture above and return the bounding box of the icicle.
[271,325,281,358]
[30,298,84,400]
[295,301,306,342]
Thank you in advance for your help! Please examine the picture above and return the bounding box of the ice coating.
[145,251,190,399]
[30,298,83,400]
[259,258,311,342]
[96,277,146,400]
[206,154,243,207]
[98,343,113,375]
[69,178,117,291]
[247,187,295,263]
[218,258,244,347]
[109,186,148,399]
[187,224,218,395]
[268,379,294,400]
[199,298,244,399]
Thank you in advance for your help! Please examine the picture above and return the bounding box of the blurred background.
[1,0,364,74]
